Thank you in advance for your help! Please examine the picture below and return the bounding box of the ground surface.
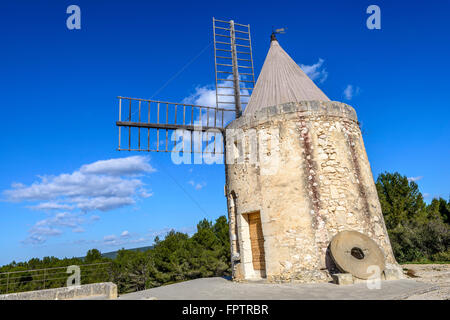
[401,264,450,300]
[117,277,437,300]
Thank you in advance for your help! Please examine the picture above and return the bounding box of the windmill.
[115,18,255,155]
[115,18,404,283]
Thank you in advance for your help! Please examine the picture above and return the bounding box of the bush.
[376,172,450,263]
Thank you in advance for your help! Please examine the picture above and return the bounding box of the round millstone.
[330,230,385,280]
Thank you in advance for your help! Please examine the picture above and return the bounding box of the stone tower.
[224,37,402,282]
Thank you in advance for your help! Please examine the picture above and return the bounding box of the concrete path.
[118,277,437,300]
[402,264,450,300]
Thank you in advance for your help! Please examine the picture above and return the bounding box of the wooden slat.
[248,212,265,271]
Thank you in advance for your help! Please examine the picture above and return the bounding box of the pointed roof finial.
[271,32,277,42]
[271,27,286,42]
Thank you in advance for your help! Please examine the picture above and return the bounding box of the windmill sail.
[116,19,255,154]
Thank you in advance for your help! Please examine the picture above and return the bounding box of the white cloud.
[149,226,196,238]
[182,75,247,125]
[188,180,206,190]
[101,233,147,247]
[74,196,136,212]
[23,225,63,245]
[80,156,155,176]
[407,176,423,182]
[300,58,328,83]
[183,85,217,107]
[27,202,74,211]
[4,156,156,245]
[3,156,154,210]
[35,212,83,229]
[343,84,360,100]
[75,226,196,248]
[23,212,88,244]
[73,227,85,233]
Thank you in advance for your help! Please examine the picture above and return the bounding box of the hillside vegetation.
[0,172,448,294]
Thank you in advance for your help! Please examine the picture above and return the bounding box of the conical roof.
[244,39,330,115]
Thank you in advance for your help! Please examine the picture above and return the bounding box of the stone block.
[383,268,403,281]
[56,287,75,300]
[74,284,93,297]
[332,273,353,285]
[107,283,118,299]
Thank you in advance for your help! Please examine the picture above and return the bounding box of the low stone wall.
[0,282,117,300]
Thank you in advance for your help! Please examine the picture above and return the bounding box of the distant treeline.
[0,216,230,294]
[0,172,448,294]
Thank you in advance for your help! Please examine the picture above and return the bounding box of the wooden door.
[248,212,265,271]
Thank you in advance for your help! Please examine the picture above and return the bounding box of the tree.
[376,172,428,229]
[376,172,449,263]
[427,197,450,224]
[85,249,102,263]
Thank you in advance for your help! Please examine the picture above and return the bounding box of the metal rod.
[234,36,251,41]
[233,21,249,27]
[118,98,122,149]
[138,100,141,150]
[215,26,231,31]
[117,148,223,154]
[147,101,151,123]
[117,97,227,111]
[174,104,178,124]
[174,105,177,144]
[213,18,232,24]
[129,99,131,149]
[206,108,209,149]
[0,262,111,275]
[157,103,160,124]
[215,40,231,45]
[215,34,231,38]
[157,129,159,151]
[248,23,256,88]
[215,48,232,52]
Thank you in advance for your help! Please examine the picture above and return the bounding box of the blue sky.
[0,0,449,265]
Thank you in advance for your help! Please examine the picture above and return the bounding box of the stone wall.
[0,282,118,300]
[225,101,399,282]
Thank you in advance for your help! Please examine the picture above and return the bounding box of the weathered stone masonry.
[225,101,399,282]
